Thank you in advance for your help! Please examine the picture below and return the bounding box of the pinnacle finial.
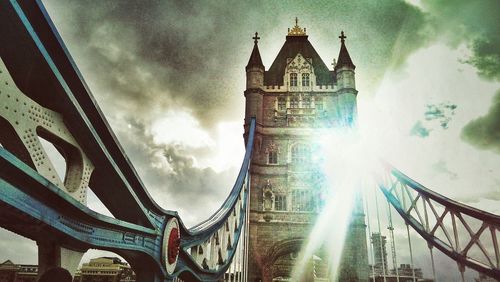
[339,31,346,43]
[252,32,260,44]
[288,17,306,36]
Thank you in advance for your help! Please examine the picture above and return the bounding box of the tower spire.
[335,30,355,70]
[246,32,264,71]
[252,32,260,45]
[339,31,346,44]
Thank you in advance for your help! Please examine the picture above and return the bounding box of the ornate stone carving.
[263,179,274,212]
[264,141,280,153]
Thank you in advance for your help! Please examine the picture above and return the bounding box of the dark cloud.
[112,117,237,226]
[42,0,430,127]
[461,91,500,153]
[422,0,500,80]
[20,1,497,275]
[419,0,500,152]
[39,0,435,221]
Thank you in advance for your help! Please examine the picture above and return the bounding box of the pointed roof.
[264,35,333,85]
[246,32,264,71]
[1,260,14,265]
[335,31,355,71]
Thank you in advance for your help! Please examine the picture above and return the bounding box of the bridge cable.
[243,173,251,282]
[405,224,417,282]
[422,195,437,282]
[240,234,244,282]
[235,240,238,282]
[239,228,243,282]
[428,244,436,281]
[375,185,388,282]
[364,186,376,282]
[228,243,236,281]
[458,263,466,282]
[386,199,400,282]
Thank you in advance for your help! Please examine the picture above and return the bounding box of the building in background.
[73,257,135,282]
[0,260,38,282]
[368,233,430,282]
[371,232,388,276]
[0,257,137,282]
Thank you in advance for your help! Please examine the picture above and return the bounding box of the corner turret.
[245,32,265,125]
[334,31,356,90]
[334,31,357,126]
[246,32,265,89]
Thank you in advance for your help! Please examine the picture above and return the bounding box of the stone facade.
[243,21,368,281]
[74,257,135,282]
[0,260,38,282]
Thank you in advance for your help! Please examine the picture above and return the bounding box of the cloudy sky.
[1,0,499,280]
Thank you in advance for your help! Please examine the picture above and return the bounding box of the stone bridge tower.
[243,20,368,282]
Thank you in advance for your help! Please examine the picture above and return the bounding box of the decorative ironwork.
[379,164,500,279]
[175,118,255,280]
[163,218,181,275]
[0,1,256,280]
[0,58,93,204]
[287,17,307,36]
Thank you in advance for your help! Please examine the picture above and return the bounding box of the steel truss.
[0,1,255,280]
[380,165,500,279]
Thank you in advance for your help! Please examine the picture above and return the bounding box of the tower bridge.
[0,2,499,282]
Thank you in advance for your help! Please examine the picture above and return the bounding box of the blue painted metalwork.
[0,117,255,281]
[174,119,255,280]
[0,0,257,280]
[0,147,165,277]
[3,0,499,280]
[380,165,500,279]
[1,0,159,228]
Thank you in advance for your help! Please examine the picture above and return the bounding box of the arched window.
[302,73,310,86]
[291,144,310,164]
[268,151,278,164]
[290,97,299,108]
[290,73,298,86]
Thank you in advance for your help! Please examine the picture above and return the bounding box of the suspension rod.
[364,188,376,282]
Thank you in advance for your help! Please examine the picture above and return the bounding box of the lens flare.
[291,126,382,280]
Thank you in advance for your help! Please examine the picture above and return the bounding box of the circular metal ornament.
[162,217,180,275]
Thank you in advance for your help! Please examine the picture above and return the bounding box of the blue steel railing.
[0,0,256,280]
[174,118,255,281]
[380,164,500,279]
